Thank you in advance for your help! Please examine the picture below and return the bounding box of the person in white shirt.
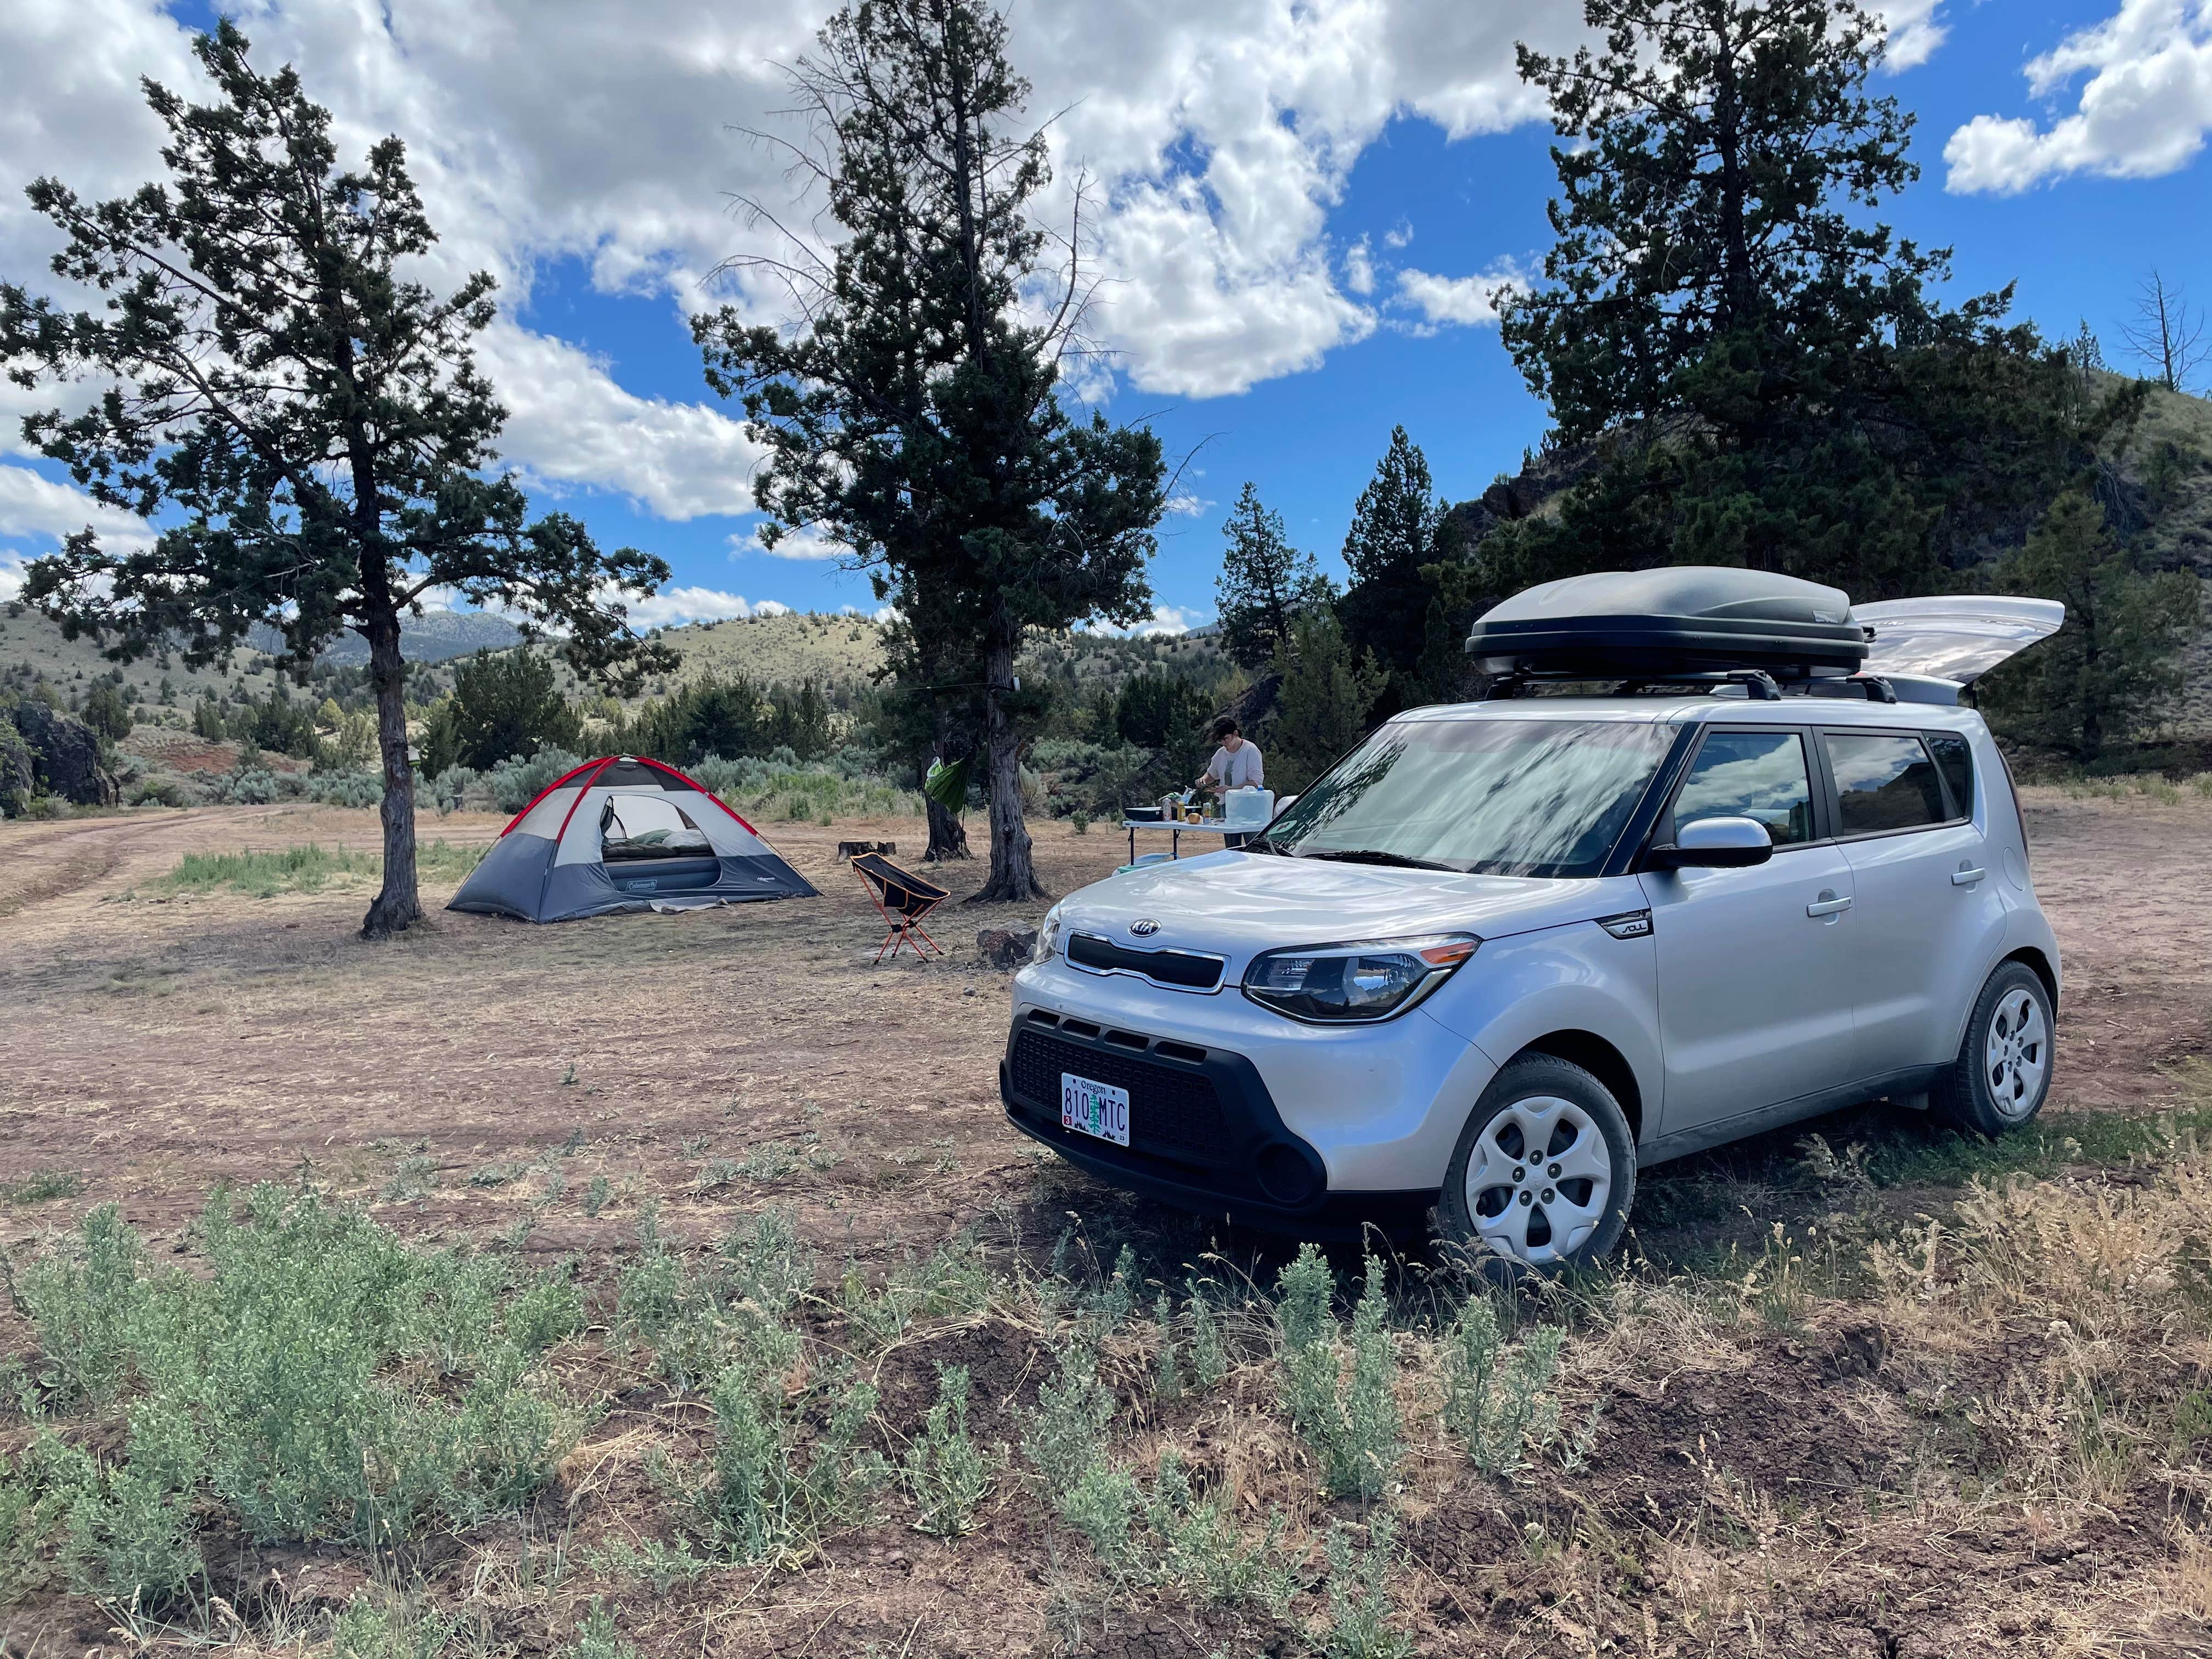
[1195,716,1263,847]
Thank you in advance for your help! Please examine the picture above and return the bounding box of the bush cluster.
[5,1190,581,1606]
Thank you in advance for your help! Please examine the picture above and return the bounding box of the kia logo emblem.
[1129,918,1160,936]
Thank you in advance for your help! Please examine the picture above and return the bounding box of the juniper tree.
[1488,0,2093,602]
[0,23,672,936]
[1267,611,1386,795]
[1978,488,2202,763]
[695,0,1165,901]
[1215,482,1333,672]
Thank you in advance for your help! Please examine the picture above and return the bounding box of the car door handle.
[1805,892,1853,917]
[1951,867,1987,886]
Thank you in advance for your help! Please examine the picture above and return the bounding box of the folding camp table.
[851,851,950,963]
[1121,817,1240,864]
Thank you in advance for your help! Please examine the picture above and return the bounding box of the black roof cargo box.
[1464,567,1868,678]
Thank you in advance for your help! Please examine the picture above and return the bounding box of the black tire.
[1933,961,2055,1136]
[1437,1054,1636,1278]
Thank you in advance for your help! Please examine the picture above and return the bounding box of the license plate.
[1060,1072,1131,1147]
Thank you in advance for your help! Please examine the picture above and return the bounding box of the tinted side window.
[1674,731,1815,846]
[1927,732,1974,819]
[1828,732,1944,835]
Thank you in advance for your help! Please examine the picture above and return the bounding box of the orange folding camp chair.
[851,851,950,963]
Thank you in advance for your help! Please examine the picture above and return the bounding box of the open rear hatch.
[1852,597,2066,703]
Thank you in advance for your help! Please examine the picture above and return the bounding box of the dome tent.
[447,755,818,923]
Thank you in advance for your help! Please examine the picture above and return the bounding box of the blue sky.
[4,1,2210,632]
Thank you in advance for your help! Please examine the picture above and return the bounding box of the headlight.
[1242,933,1479,1023]
[1031,905,1064,965]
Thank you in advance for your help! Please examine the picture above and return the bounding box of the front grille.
[1009,1029,1232,1164]
[1066,932,1225,991]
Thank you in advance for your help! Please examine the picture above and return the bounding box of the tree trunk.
[924,793,971,862]
[970,636,1043,902]
[923,719,970,862]
[360,608,422,939]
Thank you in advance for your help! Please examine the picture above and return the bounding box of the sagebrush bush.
[1322,1514,1412,1659]
[487,748,584,814]
[902,1365,992,1537]
[1442,1298,1565,1475]
[562,1598,637,1659]
[306,770,382,808]
[839,1233,991,1346]
[13,1188,583,1604]
[1276,1248,1402,1501]
[693,1356,885,1562]
[424,765,481,815]
[1022,1341,1115,1494]
[618,1209,821,1391]
[1141,1453,1297,1612]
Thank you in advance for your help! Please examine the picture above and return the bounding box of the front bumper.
[1000,1008,1435,1240]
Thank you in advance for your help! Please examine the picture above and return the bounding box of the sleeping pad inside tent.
[447,755,819,922]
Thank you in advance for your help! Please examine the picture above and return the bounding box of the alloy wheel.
[1462,1094,1613,1266]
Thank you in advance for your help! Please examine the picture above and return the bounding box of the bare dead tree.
[2119,271,2208,394]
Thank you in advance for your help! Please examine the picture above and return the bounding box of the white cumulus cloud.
[1392,261,1526,330]
[1944,0,2212,193]
[0,462,155,552]
[1875,1,1950,71]
[0,0,1966,543]
[727,522,850,561]
[611,585,793,627]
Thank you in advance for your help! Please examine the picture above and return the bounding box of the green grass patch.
[0,1170,84,1206]
[157,840,486,896]
[1852,1107,2212,1188]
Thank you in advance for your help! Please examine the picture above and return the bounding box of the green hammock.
[922,757,970,814]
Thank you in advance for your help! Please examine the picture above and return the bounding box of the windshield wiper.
[1296,848,1460,872]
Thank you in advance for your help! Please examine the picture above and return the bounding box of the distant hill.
[252,608,522,665]
[1,603,527,708]
[544,609,1220,703]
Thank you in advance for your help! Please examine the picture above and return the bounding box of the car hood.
[1056,851,1627,972]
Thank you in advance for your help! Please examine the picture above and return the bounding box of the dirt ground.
[4,787,2207,1247]
[3,787,2211,1658]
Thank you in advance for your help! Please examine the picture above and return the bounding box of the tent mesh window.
[599,796,713,862]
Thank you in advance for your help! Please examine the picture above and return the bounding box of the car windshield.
[1261,718,1673,878]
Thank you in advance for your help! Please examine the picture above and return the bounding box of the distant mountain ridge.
[250,608,523,665]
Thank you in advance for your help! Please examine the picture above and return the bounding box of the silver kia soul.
[1000,569,2065,1272]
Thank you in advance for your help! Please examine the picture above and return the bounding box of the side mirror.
[1649,815,1774,870]
[1272,795,1298,816]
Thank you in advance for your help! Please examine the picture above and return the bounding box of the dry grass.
[3,793,2212,1657]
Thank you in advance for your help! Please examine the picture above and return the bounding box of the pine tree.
[1266,612,1387,795]
[1978,490,2201,763]
[0,22,670,936]
[695,0,1164,902]
[1215,483,1334,670]
[1336,427,1444,713]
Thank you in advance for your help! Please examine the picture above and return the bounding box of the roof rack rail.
[1483,668,1785,702]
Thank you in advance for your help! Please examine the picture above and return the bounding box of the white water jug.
[1224,786,1275,826]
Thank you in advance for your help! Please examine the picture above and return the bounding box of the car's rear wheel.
[1437,1055,1635,1276]
[1934,961,2055,1136]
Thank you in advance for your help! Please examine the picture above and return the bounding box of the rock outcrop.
[7,698,120,806]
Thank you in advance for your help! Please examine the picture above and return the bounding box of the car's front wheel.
[1934,961,2055,1136]
[1437,1055,1636,1276]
